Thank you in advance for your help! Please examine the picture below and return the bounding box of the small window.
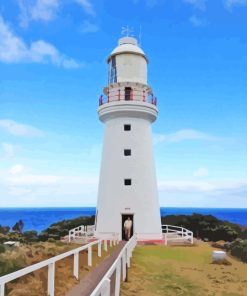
[124,149,131,156]
[124,179,132,186]
[124,124,131,131]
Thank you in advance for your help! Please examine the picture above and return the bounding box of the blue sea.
[0,207,247,233]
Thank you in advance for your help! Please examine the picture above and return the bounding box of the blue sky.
[0,0,246,207]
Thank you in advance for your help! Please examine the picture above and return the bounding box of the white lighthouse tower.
[95,35,162,241]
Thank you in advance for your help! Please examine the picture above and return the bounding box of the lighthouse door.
[122,214,134,241]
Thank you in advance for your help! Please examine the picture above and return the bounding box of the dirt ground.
[121,242,247,296]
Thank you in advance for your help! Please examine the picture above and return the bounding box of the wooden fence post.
[98,241,102,257]
[101,278,111,296]
[114,261,121,296]
[104,239,108,252]
[0,284,5,296]
[88,246,92,267]
[73,252,79,280]
[47,262,55,296]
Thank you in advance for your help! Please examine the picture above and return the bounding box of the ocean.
[0,207,247,233]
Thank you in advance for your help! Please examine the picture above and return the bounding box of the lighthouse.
[95,36,162,241]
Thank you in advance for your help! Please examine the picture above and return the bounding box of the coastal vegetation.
[161,213,247,241]
[0,213,247,275]
[1,242,117,296]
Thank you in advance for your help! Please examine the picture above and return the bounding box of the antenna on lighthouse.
[121,25,134,37]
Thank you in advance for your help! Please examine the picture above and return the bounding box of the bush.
[22,231,39,243]
[0,245,6,254]
[39,215,95,241]
[0,257,25,276]
[161,213,241,242]
[225,239,247,263]
[0,225,10,235]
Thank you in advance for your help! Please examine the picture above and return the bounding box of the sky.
[0,0,246,208]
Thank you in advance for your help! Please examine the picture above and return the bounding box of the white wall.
[96,115,162,240]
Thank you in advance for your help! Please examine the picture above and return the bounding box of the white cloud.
[158,179,247,207]
[81,20,99,33]
[18,0,97,27]
[189,15,208,27]
[9,164,25,175]
[153,129,223,145]
[158,179,247,193]
[6,174,62,186]
[18,0,59,27]
[0,166,99,206]
[193,167,209,177]
[224,0,247,9]
[0,143,16,158]
[0,16,80,68]
[183,0,207,10]
[76,0,96,16]
[0,119,43,137]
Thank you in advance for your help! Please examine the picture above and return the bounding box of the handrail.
[99,90,157,106]
[0,236,119,296]
[69,224,95,242]
[90,234,137,296]
[162,225,193,246]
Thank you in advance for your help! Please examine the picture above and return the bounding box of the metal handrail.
[99,91,157,106]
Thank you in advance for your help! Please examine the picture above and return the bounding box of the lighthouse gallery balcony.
[98,88,158,123]
[98,84,158,123]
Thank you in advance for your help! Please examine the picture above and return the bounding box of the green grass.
[129,246,203,296]
[121,244,247,296]
[134,245,211,264]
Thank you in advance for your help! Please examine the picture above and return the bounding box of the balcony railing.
[99,89,157,107]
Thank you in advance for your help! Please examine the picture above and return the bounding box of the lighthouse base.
[95,232,163,242]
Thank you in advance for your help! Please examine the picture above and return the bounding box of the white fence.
[0,237,119,296]
[90,234,137,296]
[69,224,95,242]
[162,225,193,245]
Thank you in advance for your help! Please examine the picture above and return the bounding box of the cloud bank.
[0,16,80,68]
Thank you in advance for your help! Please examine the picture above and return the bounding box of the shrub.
[23,231,39,243]
[225,239,247,263]
[0,245,6,254]
[0,225,10,235]
[161,213,241,242]
[0,257,25,276]
[39,215,95,241]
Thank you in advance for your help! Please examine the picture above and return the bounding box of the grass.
[121,243,247,296]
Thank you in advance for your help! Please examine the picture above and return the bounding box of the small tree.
[12,220,24,233]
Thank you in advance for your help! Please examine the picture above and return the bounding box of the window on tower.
[124,149,131,156]
[124,124,131,131]
[124,179,132,186]
[109,56,117,84]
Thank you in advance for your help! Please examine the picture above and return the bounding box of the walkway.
[66,241,127,296]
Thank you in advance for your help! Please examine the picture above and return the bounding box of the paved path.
[66,241,127,296]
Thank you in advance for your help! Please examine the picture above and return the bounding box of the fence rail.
[99,91,157,106]
[0,237,119,296]
[69,224,95,242]
[90,234,137,296]
[162,224,193,245]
